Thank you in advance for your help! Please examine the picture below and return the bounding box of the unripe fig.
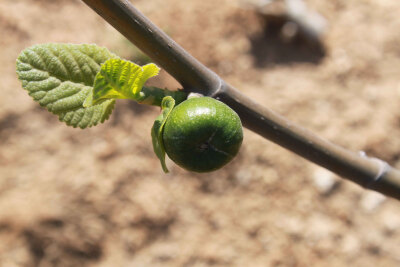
[163,97,243,172]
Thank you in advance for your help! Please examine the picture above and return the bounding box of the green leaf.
[16,43,117,128]
[151,96,175,173]
[86,58,160,106]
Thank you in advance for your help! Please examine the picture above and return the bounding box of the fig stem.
[138,86,187,106]
[82,0,400,200]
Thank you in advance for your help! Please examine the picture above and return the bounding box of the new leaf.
[86,58,160,106]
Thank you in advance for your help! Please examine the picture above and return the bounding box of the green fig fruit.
[163,97,243,172]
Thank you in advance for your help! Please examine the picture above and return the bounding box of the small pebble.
[360,191,386,212]
[312,167,338,194]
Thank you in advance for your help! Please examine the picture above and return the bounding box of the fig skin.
[163,97,243,173]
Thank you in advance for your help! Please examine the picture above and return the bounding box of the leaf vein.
[65,46,89,85]
[46,47,72,82]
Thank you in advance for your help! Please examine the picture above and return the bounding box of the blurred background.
[1,0,400,266]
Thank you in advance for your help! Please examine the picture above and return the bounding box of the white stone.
[312,167,338,194]
[360,191,386,212]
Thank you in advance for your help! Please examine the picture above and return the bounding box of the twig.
[81,0,400,200]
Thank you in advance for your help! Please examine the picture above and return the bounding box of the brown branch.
[81,0,400,200]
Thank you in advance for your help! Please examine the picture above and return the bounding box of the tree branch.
[81,0,400,200]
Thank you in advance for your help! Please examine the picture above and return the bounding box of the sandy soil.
[1,0,400,266]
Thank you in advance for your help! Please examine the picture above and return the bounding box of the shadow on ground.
[249,18,326,68]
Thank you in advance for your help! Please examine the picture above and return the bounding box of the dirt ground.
[1,0,400,266]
